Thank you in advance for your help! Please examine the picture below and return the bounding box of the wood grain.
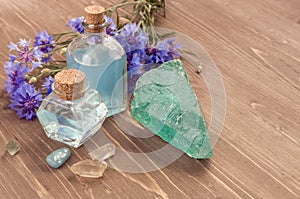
[0,0,299,198]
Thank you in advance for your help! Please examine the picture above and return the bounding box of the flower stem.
[52,32,77,36]
[106,1,140,13]
[52,60,67,63]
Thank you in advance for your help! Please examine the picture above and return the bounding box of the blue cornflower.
[115,23,149,53]
[105,15,118,36]
[126,50,150,93]
[145,47,163,64]
[155,38,181,62]
[34,30,55,63]
[131,53,142,67]
[42,76,54,95]
[128,71,140,93]
[9,54,17,62]
[32,47,44,60]
[18,39,30,48]
[67,15,117,36]
[4,61,16,73]
[4,62,29,96]
[9,83,42,120]
[8,42,20,51]
[67,17,84,34]
[127,49,146,70]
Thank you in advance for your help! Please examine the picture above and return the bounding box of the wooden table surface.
[0,0,299,198]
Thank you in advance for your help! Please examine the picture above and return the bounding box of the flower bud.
[24,74,30,80]
[41,68,51,75]
[60,47,67,54]
[196,65,203,73]
[29,77,37,84]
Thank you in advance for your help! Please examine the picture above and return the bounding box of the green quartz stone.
[6,140,21,156]
[131,59,213,159]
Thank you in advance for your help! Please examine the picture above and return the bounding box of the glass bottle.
[67,5,127,117]
[37,69,108,148]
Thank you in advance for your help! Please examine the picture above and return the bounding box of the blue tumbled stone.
[46,147,71,169]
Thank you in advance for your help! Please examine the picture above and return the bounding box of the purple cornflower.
[9,39,34,63]
[42,76,54,95]
[115,23,149,53]
[34,30,55,63]
[4,62,29,95]
[18,47,34,63]
[105,15,118,36]
[67,17,84,34]
[8,39,42,70]
[9,82,42,120]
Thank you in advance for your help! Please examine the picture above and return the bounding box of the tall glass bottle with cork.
[67,5,127,117]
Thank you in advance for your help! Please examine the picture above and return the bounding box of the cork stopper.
[84,5,105,33]
[54,69,86,100]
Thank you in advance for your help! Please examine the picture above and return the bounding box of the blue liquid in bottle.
[37,69,108,148]
[67,33,127,117]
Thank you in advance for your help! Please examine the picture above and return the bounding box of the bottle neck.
[84,27,106,38]
[83,23,107,44]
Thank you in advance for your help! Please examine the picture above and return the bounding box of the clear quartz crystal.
[67,27,127,117]
[88,143,115,161]
[71,159,107,178]
[37,71,108,148]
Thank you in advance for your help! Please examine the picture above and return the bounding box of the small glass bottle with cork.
[37,69,108,148]
[67,5,128,117]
